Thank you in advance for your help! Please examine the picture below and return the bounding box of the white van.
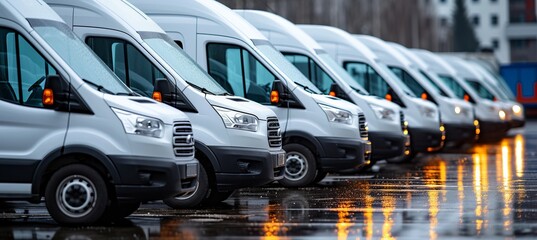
[0,0,197,224]
[237,10,409,164]
[131,0,371,186]
[388,42,481,144]
[300,25,444,157]
[466,61,524,129]
[44,0,285,207]
[411,50,510,142]
[353,36,475,150]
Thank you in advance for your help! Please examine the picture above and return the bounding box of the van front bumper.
[510,119,525,128]
[443,123,477,148]
[478,119,510,143]
[368,131,407,160]
[316,137,371,172]
[210,147,286,191]
[109,156,199,201]
[409,127,444,153]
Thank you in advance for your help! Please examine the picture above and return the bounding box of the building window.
[440,17,448,27]
[491,14,498,26]
[492,39,499,49]
[472,15,480,26]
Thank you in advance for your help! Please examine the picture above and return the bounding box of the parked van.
[44,0,285,207]
[237,10,409,163]
[388,42,481,144]
[466,61,525,129]
[132,0,371,186]
[0,0,197,224]
[354,37,475,149]
[300,25,444,157]
[411,50,510,142]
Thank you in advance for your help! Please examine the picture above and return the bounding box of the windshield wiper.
[83,79,115,95]
[351,86,368,95]
[187,81,215,95]
[294,81,317,94]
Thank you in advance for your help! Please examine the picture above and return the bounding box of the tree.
[452,0,479,52]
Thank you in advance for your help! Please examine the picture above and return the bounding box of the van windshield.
[317,53,369,95]
[438,75,468,100]
[29,19,131,95]
[376,62,416,97]
[140,32,228,95]
[465,79,495,101]
[254,41,321,94]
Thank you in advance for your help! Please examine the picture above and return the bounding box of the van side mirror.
[153,78,175,104]
[329,83,353,103]
[154,78,198,113]
[43,75,69,111]
[270,79,304,109]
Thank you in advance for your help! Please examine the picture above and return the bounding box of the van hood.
[205,94,277,120]
[104,95,189,125]
[310,94,362,115]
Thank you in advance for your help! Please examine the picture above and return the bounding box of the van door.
[0,26,69,193]
[199,35,289,130]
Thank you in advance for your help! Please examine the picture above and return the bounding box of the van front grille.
[358,113,368,140]
[400,111,408,133]
[267,117,282,148]
[173,121,195,158]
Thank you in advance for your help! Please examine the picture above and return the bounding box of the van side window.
[175,41,183,49]
[207,43,275,104]
[283,53,334,94]
[344,62,389,97]
[0,27,57,107]
[86,37,165,97]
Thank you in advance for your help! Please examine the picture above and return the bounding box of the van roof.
[441,56,480,79]
[44,0,164,34]
[236,10,321,53]
[355,35,412,68]
[298,25,377,63]
[411,49,456,76]
[0,0,64,31]
[130,0,267,43]
[388,42,429,70]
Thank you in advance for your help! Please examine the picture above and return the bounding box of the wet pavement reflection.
[2,123,537,239]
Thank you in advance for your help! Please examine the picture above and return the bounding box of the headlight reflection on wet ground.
[1,130,534,240]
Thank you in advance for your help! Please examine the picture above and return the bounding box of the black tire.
[45,164,109,225]
[279,143,317,188]
[163,164,209,209]
[311,170,328,184]
[203,190,236,205]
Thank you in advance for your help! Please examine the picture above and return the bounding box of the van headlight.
[112,107,163,138]
[319,104,353,125]
[499,110,506,120]
[418,105,436,119]
[214,106,259,131]
[512,104,522,116]
[454,106,461,114]
[370,104,395,121]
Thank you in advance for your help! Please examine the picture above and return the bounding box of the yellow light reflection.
[472,145,490,235]
[501,139,513,233]
[336,201,352,240]
[423,159,446,240]
[262,205,285,240]
[473,153,483,234]
[381,195,396,240]
[515,134,524,178]
[457,163,464,225]
[363,182,374,240]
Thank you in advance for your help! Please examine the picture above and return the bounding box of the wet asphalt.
[2,122,537,239]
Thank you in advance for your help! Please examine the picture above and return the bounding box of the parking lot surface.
[1,122,537,239]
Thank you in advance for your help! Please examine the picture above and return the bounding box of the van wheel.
[163,164,209,208]
[311,170,328,184]
[203,190,235,205]
[45,164,108,225]
[279,143,317,187]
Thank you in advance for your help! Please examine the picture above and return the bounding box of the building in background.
[434,0,510,64]
[506,0,537,62]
